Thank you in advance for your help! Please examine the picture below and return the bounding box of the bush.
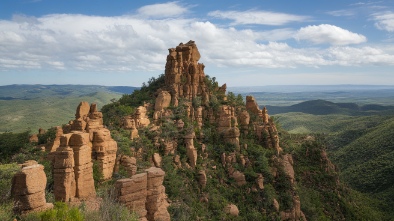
[0,163,20,202]
[40,202,84,221]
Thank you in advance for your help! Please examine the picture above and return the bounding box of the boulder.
[224,204,239,216]
[11,161,53,214]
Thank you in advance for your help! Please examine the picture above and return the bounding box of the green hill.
[265,99,394,115]
[0,85,137,133]
[329,117,394,206]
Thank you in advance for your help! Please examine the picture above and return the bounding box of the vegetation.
[2,80,394,220]
[0,85,136,133]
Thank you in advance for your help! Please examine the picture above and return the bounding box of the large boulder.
[11,161,53,214]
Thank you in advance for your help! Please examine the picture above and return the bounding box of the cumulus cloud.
[137,1,188,18]
[295,24,367,45]
[208,10,309,26]
[0,6,394,75]
[373,11,394,32]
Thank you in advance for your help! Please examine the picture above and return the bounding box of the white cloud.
[137,1,188,18]
[295,24,367,45]
[208,10,309,26]
[326,9,355,17]
[373,11,394,32]
[0,9,394,75]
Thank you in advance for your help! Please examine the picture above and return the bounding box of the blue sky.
[1,0,394,86]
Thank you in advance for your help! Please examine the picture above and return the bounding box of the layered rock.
[116,173,148,219]
[217,105,240,148]
[164,40,209,104]
[115,167,170,221]
[11,161,53,214]
[69,132,96,199]
[246,96,281,155]
[53,135,76,202]
[92,129,118,180]
[114,155,138,177]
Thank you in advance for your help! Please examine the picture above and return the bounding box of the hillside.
[329,117,394,207]
[0,85,137,133]
[266,99,394,115]
[1,41,390,221]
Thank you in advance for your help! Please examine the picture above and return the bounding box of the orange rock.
[11,161,53,214]
[224,204,239,216]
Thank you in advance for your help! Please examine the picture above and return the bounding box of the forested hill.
[0,85,138,132]
[265,99,394,115]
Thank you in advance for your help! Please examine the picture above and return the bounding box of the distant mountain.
[265,99,394,115]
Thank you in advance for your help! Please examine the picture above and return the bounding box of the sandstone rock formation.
[280,154,295,184]
[114,155,138,177]
[164,40,209,104]
[224,204,239,216]
[92,129,118,180]
[184,132,197,168]
[53,133,96,202]
[232,171,247,186]
[115,167,170,221]
[198,170,207,188]
[11,161,53,214]
[45,126,63,153]
[217,105,240,148]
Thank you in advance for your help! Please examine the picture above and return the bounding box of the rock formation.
[11,161,53,214]
[217,105,240,148]
[53,135,76,202]
[114,155,138,177]
[164,40,209,104]
[184,132,197,168]
[224,204,239,216]
[53,133,96,202]
[115,167,170,221]
[92,129,118,180]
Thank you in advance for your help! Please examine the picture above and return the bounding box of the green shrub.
[0,163,20,202]
[40,202,84,221]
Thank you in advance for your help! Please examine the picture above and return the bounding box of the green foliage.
[0,131,31,161]
[0,163,20,201]
[0,85,125,133]
[117,74,165,107]
[101,103,133,129]
[37,127,57,145]
[84,186,139,221]
[93,160,104,184]
[40,202,84,221]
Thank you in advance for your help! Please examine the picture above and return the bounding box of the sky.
[1,0,394,87]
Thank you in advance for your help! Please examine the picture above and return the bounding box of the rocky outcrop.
[217,105,240,148]
[53,135,76,202]
[114,155,138,177]
[69,132,96,199]
[92,129,118,180]
[224,204,239,217]
[184,132,197,168]
[115,167,170,221]
[280,154,295,184]
[280,196,307,221]
[45,126,63,152]
[11,161,53,214]
[53,133,96,202]
[198,170,207,188]
[232,171,247,186]
[164,40,209,104]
